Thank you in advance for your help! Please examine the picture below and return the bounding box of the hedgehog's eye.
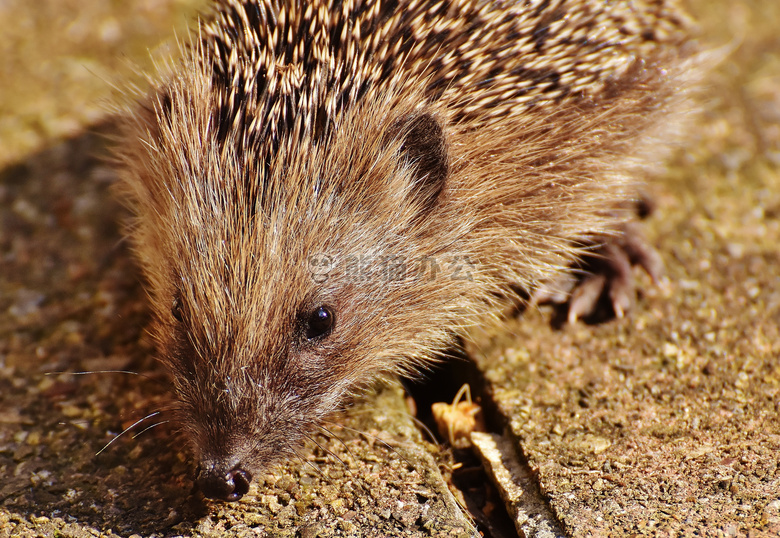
[172,296,184,322]
[306,306,335,339]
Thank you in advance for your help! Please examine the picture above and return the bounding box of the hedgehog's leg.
[533,220,665,324]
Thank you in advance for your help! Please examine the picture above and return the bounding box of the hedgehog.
[115,0,702,501]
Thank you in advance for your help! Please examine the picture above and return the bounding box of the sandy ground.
[0,0,778,537]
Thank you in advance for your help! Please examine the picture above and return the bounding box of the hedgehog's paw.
[534,221,666,324]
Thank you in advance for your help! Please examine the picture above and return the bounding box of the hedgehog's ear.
[390,112,449,210]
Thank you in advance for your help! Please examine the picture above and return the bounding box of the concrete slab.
[1,0,778,536]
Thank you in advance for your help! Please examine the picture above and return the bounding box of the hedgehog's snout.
[196,464,252,502]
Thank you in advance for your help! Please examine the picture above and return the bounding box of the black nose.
[196,466,252,501]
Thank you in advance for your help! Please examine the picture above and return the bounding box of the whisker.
[58,405,173,431]
[317,424,357,462]
[131,420,171,439]
[117,404,175,426]
[338,401,442,446]
[322,420,415,471]
[289,446,332,484]
[302,431,347,468]
[407,415,440,446]
[95,411,161,456]
[46,370,156,381]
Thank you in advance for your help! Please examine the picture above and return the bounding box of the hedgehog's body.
[116,0,699,501]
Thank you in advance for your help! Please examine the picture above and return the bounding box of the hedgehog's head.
[133,84,479,501]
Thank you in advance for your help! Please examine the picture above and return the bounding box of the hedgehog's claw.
[571,222,664,323]
[567,272,608,324]
[534,220,665,323]
[620,221,665,284]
